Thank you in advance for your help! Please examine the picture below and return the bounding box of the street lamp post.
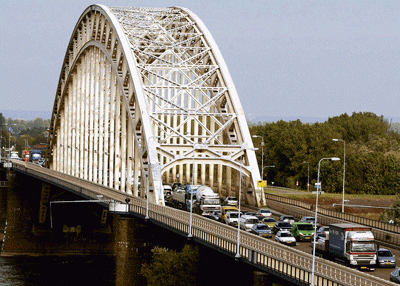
[188,142,203,239]
[262,165,275,184]
[236,146,258,260]
[252,135,264,179]
[235,157,243,260]
[333,139,346,213]
[145,173,149,220]
[311,157,340,286]
[303,161,310,192]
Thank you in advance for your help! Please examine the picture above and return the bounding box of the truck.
[169,184,196,211]
[168,184,221,216]
[194,185,221,215]
[29,149,42,162]
[315,223,377,270]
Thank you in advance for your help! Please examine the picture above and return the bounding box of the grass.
[264,188,396,220]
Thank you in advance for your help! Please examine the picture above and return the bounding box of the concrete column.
[114,215,147,286]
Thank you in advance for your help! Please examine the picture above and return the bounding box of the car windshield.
[229,213,240,218]
[351,241,376,252]
[246,218,259,224]
[260,210,270,213]
[298,224,314,230]
[378,250,393,257]
[304,218,315,222]
[204,198,220,205]
[283,216,294,220]
[280,232,292,237]
[263,218,276,223]
[279,222,291,227]
[227,197,237,201]
[256,224,269,230]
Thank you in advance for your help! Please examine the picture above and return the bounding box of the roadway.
[238,206,398,283]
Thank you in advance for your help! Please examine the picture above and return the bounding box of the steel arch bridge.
[47,5,265,207]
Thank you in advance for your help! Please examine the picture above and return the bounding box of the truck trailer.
[315,223,376,270]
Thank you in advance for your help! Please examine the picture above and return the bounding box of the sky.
[1,0,399,123]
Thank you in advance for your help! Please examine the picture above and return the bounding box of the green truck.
[291,222,314,241]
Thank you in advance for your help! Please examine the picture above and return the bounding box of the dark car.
[250,223,272,238]
[279,215,295,224]
[171,182,182,192]
[390,268,400,283]
[272,221,292,234]
[377,248,396,268]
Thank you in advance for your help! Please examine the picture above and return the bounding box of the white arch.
[47,5,265,206]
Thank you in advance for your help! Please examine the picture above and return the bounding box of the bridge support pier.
[114,215,150,286]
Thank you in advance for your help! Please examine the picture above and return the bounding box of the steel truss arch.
[47,5,265,206]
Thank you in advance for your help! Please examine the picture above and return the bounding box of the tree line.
[2,112,399,195]
[0,113,50,155]
[250,112,400,195]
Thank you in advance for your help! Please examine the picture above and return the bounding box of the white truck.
[195,185,221,216]
[315,223,377,270]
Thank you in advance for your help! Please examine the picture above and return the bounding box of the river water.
[0,256,116,286]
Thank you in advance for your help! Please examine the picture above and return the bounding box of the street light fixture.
[332,139,346,213]
[252,135,264,179]
[311,157,340,286]
[236,146,258,261]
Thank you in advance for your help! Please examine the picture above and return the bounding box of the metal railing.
[7,161,397,286]
[264,192,400,234]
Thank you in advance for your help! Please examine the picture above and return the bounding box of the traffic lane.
[222,209,398,281]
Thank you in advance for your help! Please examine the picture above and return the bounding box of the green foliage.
[140,244,199,286]
[250,112,400,195]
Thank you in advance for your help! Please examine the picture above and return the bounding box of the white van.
[239,215,259,232]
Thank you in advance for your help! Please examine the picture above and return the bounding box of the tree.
[140,245,199,286]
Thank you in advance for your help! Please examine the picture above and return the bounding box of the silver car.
[377,248,396,268]
[390,268,400,283]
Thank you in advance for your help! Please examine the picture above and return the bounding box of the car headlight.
[299,233,304,236]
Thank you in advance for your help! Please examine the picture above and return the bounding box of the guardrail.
[264,192,400,235]
[7,160,397,286]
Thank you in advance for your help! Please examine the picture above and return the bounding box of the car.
[300,216,320,228]
[171,182,182,192]
[239,215,259,232]
[279,215,295,224]
[223,196,238,206]
[316,226,329,238]
[220,206,239,223]
[291,222,314,241]
[250,223,272,238]
[275,230,296,246]
[210,210,222,222]
[377,248,396,268]
[163,184,172,200]
[256,209,272,217]
[260,217,277,228]
[225,211,242,227]
[272,221,292,234]
[390,268,400,283]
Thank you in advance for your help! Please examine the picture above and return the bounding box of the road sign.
[257,180,267,188]
[3,162,12,168]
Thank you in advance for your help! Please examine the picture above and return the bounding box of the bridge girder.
[47,5,265,206]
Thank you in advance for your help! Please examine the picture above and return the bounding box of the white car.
[224,196,238,206]
[275,230,296,246]
[256,209,272,217]
[225,211,242,226]
[239,215,259,232]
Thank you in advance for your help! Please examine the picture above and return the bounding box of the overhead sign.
[3,162,12,168]
[257,180,267,188]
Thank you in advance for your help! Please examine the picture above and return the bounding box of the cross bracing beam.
[47,5,265,207]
